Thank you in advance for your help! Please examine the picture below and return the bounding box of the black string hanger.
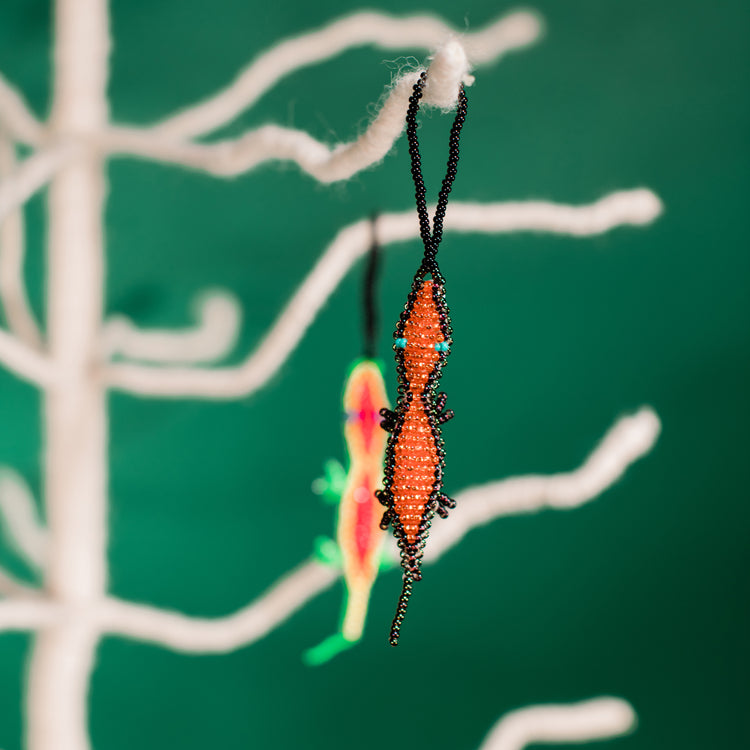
[362,214,381,360]
[406,70,468,282]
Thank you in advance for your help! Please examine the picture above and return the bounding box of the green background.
[0,0,748,748]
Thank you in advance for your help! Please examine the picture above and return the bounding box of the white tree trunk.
[26,1,110,748]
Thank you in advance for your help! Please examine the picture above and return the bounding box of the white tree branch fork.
[0,72,46,145]
[104,189,662,399]
[153,9,543,140]
[105,81,429,182]
[0,144,77,225]
[92,407,659,653]
[102,13,542,184]
[478,697,636,750]
[103,37,470,183]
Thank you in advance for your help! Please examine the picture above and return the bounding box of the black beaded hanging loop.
[405,70,468,279]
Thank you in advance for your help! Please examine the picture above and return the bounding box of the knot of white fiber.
[423,38,473,110]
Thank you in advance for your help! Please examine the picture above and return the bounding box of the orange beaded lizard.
[377,71,467,645]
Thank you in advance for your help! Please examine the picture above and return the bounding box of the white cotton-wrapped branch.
[0,138,43,348]
[422,407,661,564]
[153,9,542,140]
[23,2,111,747]
[0,599,59,628]
[98,560,338,652]
[102,290,241,364]
[92,408,658,653]
[0,468,48,572]
[0,144,77,224]
[102,38,470,182]
[0,72,46,145]
[103,189,662,399]
[478,698,636,750]
[0,327,54,386]
[439,190,663,237]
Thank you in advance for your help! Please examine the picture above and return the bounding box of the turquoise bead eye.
[434,341,449,352]
[394,338,407,349]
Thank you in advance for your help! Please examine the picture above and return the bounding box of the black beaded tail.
[389,573,413,646]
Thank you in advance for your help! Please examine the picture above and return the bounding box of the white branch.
[0,144,77,225]
[102,289,241,364]
[434,190,663,237]
[0,327,55,387]
[0,467,48,572]
[0,72,46,145]
[422,407,661,564]
[478,698,636,750]
[0,599,57,630]
[0,138,43,348]
[102,38,471,182]
[99,560,338,652]
[95,409,658,653]
[104,190,662,399]
[153,9,542,140]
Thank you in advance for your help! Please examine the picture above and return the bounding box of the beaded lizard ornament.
[377,71,467,646]
[305,223,391,665]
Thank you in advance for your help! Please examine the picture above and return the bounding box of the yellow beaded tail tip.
[389,573,413,646]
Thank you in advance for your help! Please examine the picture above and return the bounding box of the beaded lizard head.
[395,276,452,394]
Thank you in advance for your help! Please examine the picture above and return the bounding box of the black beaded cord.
[380,72,468,647]
[405,70,468,280]
[362,214,381,360]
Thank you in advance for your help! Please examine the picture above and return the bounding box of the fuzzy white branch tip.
[422,407,661,564]
[423,38,473,108]
[103,289,241,364]
[479,697,636,750]
[466,10,544,65]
